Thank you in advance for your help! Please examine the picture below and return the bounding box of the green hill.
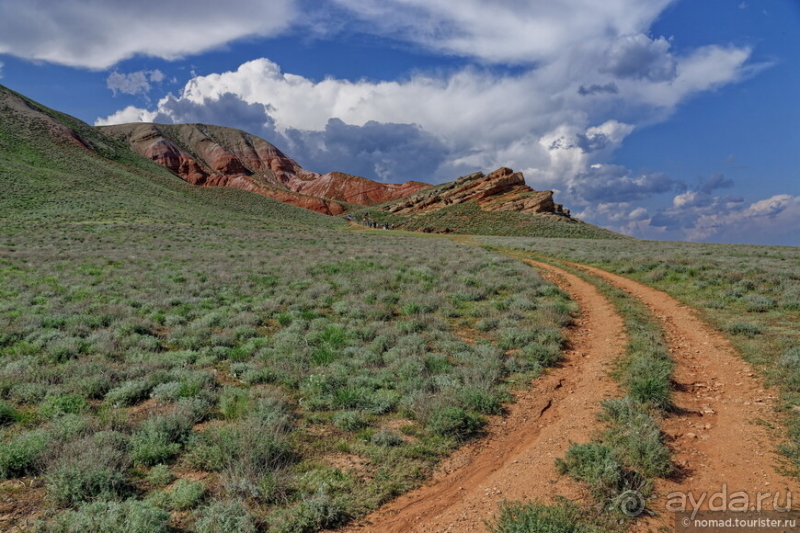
[0,84,626,531]
[348,201,625,239]
[0,84,345,230]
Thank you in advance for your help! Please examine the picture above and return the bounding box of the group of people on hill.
[345,214,394,230]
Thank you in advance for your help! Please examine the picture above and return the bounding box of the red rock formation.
[387,167,570,217]
[99,123,429,215]
[291,172,428,205]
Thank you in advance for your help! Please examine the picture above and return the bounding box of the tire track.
[336,260,626,533]
[565,262,800,530]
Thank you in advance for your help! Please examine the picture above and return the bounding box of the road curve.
[336,259,626,533]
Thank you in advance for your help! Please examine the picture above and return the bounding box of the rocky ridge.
[99,123,429,216]
[386,167,570,218]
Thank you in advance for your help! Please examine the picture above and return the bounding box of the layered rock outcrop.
[99,123,429,215]
[387,167,570,217]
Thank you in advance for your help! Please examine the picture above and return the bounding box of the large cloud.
[569,164,680,203]
[0,0,296,69]
[88,0,775,241]
[97,38,752,183]
[329,0,675,64]
[154,93,278,138]
[583,171,799,245]
[600,34,677,82]
[282,119,449,182]
[568,169,800,245]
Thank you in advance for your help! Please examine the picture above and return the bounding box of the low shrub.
[194,499,256,533]
[331,411,368,432]
[39,395,89,418]
[169,478,206,510]
[497,328,538,351]
[73,374,113,399]
[0,401,17,425]
[600,398,673,478]
[271,489,352,533]
[371,428,404,447]
[219,387,250,420]
[625,358,672,411]
[130,409,195,466]
[146,464,175,487]
[522,341,562,368]
[33,499,170,533]
[458,387,504,415]
[743,294,777,313]
[0,429,49,479]
[426,407,485,440]
[725,321,762,338]
[778,347,800,391]
[150,381,183,403]
[476,317,499,332]
[490,500,600,533]
[45,436,131,507]
[104,380,151,407]
[555,442,624,501]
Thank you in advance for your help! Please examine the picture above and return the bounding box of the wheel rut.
[335,260,626,533]
[564,262,800,530]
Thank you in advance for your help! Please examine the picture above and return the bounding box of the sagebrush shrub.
[194,499,256,533]
[45,436,131,506]
[0,429,49,479]
[33,499,170,533]
[169,478,206,510]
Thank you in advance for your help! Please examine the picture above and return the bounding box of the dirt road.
[568,263,799,530]
[336,256,799,533]
[338,260,626,533]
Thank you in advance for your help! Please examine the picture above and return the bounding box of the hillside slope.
[99,122,429,215]
[0,85,345,229]
[0,84,624,240]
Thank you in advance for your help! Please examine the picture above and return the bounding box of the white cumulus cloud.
[686,195,800,244]
[96,33,752,184]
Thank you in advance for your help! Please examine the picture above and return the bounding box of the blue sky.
[1,0,798,245]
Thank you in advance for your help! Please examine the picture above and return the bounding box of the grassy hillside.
[0,85,345,231]
[0,86,578,531]
[348,202,625,239]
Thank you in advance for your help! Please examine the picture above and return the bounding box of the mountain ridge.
[1,83,623,239]
[99,122,430,215]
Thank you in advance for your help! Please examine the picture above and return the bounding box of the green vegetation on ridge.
[349,201,625,239]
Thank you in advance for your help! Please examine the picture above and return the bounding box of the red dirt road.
[336,255,799,533]
[569,263,799,530]
[337,260,626,533]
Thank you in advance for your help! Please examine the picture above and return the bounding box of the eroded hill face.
[99,123,430,215]
[386,167,570,218]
